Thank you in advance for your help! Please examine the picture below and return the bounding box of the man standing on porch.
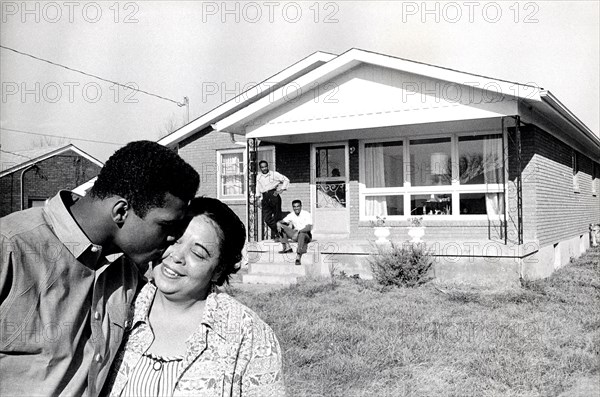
[277,200,313,266]
[256,160,289,240]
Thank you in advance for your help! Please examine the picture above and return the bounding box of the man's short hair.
[258,160,268,167]
[292,199,302,206]
[89,141,199,218]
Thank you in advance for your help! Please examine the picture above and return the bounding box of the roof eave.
[158,51,337,147]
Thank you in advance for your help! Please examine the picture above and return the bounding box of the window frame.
[593,161,599,197]
[572,150,580,193]
[216,146,275,201]
[217,148,246,200]
[359,130,506,222]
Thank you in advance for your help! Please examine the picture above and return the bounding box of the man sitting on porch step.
[256,160,289,240]
[277,199,312,266]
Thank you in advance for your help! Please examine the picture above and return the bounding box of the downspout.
[20,164,37,210]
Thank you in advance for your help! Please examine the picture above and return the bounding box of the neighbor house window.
[360,132,505,220]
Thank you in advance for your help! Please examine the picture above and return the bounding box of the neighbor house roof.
[0,144,104,178]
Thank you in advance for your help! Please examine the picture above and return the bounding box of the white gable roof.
[210,48,598,159]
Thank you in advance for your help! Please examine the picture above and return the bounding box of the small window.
[218,150,245,199]
[572,150,580,193]
[593,162,599,196]
[28,198,48,208]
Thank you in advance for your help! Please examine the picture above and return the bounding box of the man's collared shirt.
[282,210,312,231]
[256,170,289,195]
[105,283,285,396]
[0,191,140,396]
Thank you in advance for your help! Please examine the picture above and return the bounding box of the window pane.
[221,152,244,196]
[411,193,452,215]
[316,146,345,178]
[365,141,403,188]
[317,182,346,208]
[222,175,243,196]
[365,195,403,216]
[257,149,273,168]
[409,138,451,186]
[458,134,503,184]
[460,193,504,216]
[222,152,243,175]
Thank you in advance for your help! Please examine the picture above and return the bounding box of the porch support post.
[515,115,523,245]
[247,138,259,242]
[502,116,508,245]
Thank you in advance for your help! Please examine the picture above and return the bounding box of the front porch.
[240,234,553,287]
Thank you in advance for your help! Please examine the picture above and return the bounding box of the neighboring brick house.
[159,49,600,284]
[0,144,103,217]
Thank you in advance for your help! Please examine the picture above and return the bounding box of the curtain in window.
[483,135,502,184]
[483,135,503,217]
[222,153,243,196]
[485,193,504,217]
[364,144,387,216]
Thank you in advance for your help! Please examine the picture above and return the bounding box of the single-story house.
[159,48,600,284]
[0,144,103,217]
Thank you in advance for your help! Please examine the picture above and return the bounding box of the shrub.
[369,242,434,287]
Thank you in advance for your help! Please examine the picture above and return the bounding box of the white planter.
[408,227,425,243]
[373,227,391,244]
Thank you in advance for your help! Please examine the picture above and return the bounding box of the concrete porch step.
[242,260,307,285]
[249,262,307,275]
[242,272,303,285]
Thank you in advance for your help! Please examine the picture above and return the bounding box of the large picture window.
[360,132,505,220]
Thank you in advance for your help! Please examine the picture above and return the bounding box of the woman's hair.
[187,196,246,286]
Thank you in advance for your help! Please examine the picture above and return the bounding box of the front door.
[311,143,350,237]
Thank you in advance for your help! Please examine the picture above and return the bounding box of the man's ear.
[112,199,130,225]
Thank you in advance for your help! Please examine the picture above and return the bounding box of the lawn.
[227,247,600,397]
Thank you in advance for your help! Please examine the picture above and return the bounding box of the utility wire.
[1,127,123,146]
[0,45,186,107]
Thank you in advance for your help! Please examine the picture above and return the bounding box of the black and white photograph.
[1,1,599,396]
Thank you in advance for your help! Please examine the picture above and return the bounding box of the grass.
[226,247,600,397]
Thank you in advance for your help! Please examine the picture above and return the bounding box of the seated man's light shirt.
[282,210,312,231]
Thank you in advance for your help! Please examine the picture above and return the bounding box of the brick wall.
[178,130,247,222]
[530,126,599,247]
[506,125,537,245]
[0,150,101,217]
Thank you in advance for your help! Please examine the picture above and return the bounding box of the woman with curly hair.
[104,197,285,396]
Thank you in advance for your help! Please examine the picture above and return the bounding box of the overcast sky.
[1,1,598,162]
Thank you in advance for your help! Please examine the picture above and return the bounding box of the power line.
[1,127,123,146]
[0,45,186,107]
